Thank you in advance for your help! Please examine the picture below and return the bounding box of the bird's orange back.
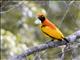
[42,19,56,29]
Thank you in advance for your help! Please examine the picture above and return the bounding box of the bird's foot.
[65,43,70,49]
[45,39,54,44]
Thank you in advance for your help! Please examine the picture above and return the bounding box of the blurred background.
[1,1,80,60]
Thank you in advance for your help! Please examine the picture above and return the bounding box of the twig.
[9,30,80,60]
[59,1,74,28]
[1,1,23,14]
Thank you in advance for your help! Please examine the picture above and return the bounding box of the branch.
[1,2,23,14]
[59,1,74,28]
[9,30,80,60]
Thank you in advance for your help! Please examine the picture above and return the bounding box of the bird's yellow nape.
[36,12,47,17]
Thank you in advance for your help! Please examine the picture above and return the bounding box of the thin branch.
[9,30,80,60]
[1,1,23,14]
[59,1,74,28]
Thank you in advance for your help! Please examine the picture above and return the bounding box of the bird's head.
[35,13,46,25]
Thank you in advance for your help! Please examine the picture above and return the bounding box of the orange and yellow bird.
[35,13,69,43]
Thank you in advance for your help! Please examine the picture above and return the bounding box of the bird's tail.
[63,38,69,43]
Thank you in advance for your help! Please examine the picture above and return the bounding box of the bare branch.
[1,1,23,14]
[9,30,80,60]
[59,1,74,28]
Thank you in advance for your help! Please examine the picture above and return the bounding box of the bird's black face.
[38,15,45,22]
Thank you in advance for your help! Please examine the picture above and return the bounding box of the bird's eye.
[41,15,44,18]
[38,15,45,22]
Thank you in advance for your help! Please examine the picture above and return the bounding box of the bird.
[35,12,69,43]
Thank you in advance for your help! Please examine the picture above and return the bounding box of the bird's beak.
[34,19,41,25]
